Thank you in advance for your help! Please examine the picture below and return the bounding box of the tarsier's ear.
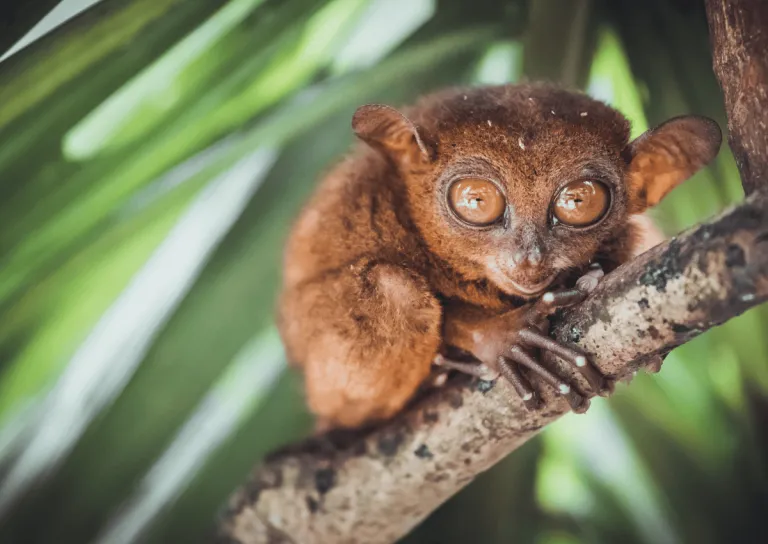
[622,115,722,213]
[352,104,436,165]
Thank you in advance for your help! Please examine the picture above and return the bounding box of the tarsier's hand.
[434,264,610,412]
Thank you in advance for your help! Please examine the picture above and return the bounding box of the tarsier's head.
[352,84,721,299]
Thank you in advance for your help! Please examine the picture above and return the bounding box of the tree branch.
[706,0,768,195]
[214,2,768,542]
[214,192,768,544]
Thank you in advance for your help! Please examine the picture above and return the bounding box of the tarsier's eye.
[448,178,506,226]
[552,180,611,227]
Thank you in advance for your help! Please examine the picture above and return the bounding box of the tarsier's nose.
[512,246,542,266]
[511,223,544,267]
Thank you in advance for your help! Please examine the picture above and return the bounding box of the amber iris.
[448,178,506,226]
[552,180,610,227]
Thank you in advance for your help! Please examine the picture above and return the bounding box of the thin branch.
[214,192,768,544]
[706,0,768,195]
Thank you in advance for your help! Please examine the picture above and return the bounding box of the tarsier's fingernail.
[558,383,571,394]
[523,392,533,401]
[575,356,587,367]
[542,292,555,303]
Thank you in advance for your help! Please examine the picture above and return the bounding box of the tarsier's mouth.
[507,274,557,296]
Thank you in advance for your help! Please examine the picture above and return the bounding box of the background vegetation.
[0,0,766,542]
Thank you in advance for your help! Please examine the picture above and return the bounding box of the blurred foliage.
[0,1,62,55]
[0,0,765,543]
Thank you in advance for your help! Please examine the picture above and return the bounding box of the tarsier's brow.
[440,156,497,176]
[569,162,620,184]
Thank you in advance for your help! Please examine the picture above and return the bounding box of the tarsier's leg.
[436,264,607,412]
[279,260,441,429]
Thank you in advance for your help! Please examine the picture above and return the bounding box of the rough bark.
[214,1,768,542]
[214,193,768,544]
[706,0,768,195]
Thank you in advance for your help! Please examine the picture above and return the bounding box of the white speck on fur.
[518,137,525,150]
[463,95,468,100]
[522,392,533,400]
[487,119,492,127]
[551,109,556,115]
[432,373,448,387]
[580,111,588,117]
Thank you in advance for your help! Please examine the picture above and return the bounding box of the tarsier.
[278,83,721,430]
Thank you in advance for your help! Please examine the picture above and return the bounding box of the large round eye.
[552,180,610,227]
[448,178,506,226]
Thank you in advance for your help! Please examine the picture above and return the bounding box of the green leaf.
[94,327,288,544]
[0,0,61,56]
[0,0,221,132]
[0,0,345,306]
[523,0,597,88]
[0,148,279,517]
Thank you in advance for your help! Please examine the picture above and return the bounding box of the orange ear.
[352,104,436,165]
[622,115,722,213]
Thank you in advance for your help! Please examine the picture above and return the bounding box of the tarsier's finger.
[540,263,604,307]
[539,351,590,412]
[518,327,608,393]
[506,346,572,395]
[575,263,605,294]
[540,288,586,308]
[566,391,589,413]
[433,354,497,379]
[527,290,582,323]
[597,376,616,397]
[518,328,588,369]
[496,357,539,409]
[522,330,608,396]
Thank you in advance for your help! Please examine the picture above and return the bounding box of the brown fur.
[278,83,721,429]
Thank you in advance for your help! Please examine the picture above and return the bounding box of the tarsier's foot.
[434,263,611,413]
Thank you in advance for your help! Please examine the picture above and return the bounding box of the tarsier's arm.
[279,258,442,429]
[279,85,721,430]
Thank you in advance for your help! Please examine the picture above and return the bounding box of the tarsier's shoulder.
[283,144,408,285]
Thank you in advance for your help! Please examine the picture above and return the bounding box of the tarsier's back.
[278,83,722,430]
